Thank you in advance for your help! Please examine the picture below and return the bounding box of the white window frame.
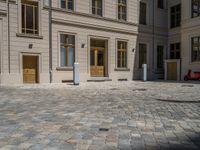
[117,0,128,21]
[59,0,75,11]
[58,32,77,68]
[18,0,42,35]
[115,38,129,69]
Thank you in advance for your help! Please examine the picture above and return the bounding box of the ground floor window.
[117,41,127,68]
[139,43,147,68]
[157,45,164,69]
[60,34,75,67]
[192,36,200,62]
[170,43,180,59]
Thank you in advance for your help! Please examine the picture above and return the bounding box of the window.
[61,0,74,11]
[158,0,164,9]
[21,0,38,34]
[191,36,200,62]
[192,0,200,18]
[117,41,127,68]
[118,0,127,21]
[170,4,181,28]
[139,44,147,68]
[139,2,147,25]
[157,45,164,69]
[170,43,180,59]
[92,0,102,16]
[60,34,75,67]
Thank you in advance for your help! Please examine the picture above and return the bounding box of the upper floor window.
[21,0,38,35]
[118,0,127,21]
[139,43,147,68]
[139,2,147,25]
[158,0,164,9]
[61,0,74,11]
[170,4,181,28]
[192,0,200,18]
[60,34,75,67]
[170,43,180,59]
[191,36,200,62]
[92,0,102,16]
[117,41,127,68]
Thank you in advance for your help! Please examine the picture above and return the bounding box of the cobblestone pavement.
[0,81,200,150]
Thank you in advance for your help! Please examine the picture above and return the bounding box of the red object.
[184,69,200,81]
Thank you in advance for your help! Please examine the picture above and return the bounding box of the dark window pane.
[61,0,66,9]
[22,5,25,30]
[140,2,146,25]
[117,41,127,68]
[26,6,33,31]
[21,0,38,34]
[192,0,200,18]
[170,4,181,28]
[191,37,200,62]
[92,0,102,16]
[158,0,164,9]
[118,0,127,20]
[68,0,74,10]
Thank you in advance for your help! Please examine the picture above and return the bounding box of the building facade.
[0,0,199,84]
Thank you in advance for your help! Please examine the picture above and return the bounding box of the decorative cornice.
[52,18,138,35]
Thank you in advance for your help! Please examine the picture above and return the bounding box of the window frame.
[91,0,103,16]
[170,4,181,28]
[191,0,200,18]
[59,33,76,68]
[60,0,75,11]
[191,36,200,62]
[138,43,147,69]
[157,0,164,9]
[139,1,147,25]
[170,43,180,59]
[116,40,128,69]
[117,0,127,21]
[21,0,39,35]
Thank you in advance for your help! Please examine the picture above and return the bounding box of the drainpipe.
[49,0,52,83]
[152,0,155,80]
[7,0,11,73]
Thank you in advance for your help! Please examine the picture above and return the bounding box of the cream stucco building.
[0,0,199,84]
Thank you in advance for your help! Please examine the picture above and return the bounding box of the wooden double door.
[90,48,105,77]
[23,56,39,83]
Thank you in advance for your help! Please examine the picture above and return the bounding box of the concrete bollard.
[142,64,147,81]
[73,62,80,85]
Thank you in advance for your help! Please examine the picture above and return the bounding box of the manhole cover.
[155,98,200,103]
[99,128,109,132]
[110,88,119,90]
[181,85,194,87]
[132,89,147,92]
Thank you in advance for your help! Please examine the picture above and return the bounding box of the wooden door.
[23,56,38,83]
[167,62,177,80]
[90,48,105,77]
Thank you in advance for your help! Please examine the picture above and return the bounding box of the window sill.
[16,33,43,39]
[114,68,130,71]
[56,67,73,71]
[191,61,200,64]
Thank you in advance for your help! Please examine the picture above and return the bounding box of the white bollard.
[142,64,147,81]
[73,62,80,85]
